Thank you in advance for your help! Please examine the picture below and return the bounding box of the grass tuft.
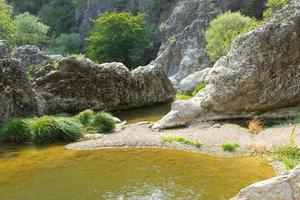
[76,109,95,126]
[161,136,201,148]
[273,127,300,169]
[0,118,32,143]
[30,116,83,144]
[93,112,116,133]
[192,83,206,96]
[221,143,240,152]
[176,93,192,100]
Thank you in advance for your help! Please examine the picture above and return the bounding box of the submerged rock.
[34,57,175,114]
[0,59,37,123]
[231,165,300,200]
[154,0,300,129]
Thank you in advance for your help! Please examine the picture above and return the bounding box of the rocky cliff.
[154,0,300,129]
[33,57,175,115]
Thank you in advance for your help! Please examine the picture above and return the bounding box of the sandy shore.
[66,122,300,174]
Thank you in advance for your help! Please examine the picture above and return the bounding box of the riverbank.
[66,122,300,175]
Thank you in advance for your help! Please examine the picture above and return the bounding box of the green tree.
[86,12,153,69]
[7,0,47,15]
[263,0,289,19]
[14,12,49,46]
[205,12,260,63]
[0,0,15,43]
[48,33,81,56]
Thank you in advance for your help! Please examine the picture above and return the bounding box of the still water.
[0,145,275,200]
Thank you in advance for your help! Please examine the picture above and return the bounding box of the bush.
[0,0,15,44]
[14,12,49,46]
[31,116,83,144]
[221,143,240,152]
[48,33,81,56]
[192,83,206,96]
[263,0,289,19]
[93,112,116,133]
[205,12,260,63]
[161,136,201,148]
[76,109,95,126]
[86,12,154,70]
[0,118,31,143]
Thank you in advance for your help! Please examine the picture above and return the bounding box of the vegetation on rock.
[263,0,289,19]
[192,83,206,97]
[205,12,260,63]
[86,12,154,69]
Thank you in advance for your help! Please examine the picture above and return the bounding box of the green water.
[114,103,172,124]
[0,145,275,200]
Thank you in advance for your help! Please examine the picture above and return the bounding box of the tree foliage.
[48,33,81,56]
[263,0,289,19]
[0,0,15,43]
[14,12,49,46]
[86,12,153,69]
[205,12,260,63]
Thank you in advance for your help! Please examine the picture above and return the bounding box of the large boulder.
[34,57,176,114]
[0,59,37,123]
[14,45,50,68]
[0,40,11,59]
[231,165,300,200]
[154,0,300,129]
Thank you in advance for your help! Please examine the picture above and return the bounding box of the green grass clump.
[294,115,300,124]
[76,109,95,126]
[161,136,201,148]
[176,93,192,100]
[273,127,300,169]
[30,116,83,144]
[0,118,32,143]
[221,143,240,152]
[93,112,116,133]
[192,83,206,96]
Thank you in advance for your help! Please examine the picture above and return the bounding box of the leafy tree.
[205,12,260,63]
[0,0,15,43]
[7,0,47,15]
[48,33,81,56]
[86,12,153,69]
[14,12,50,46]
[41,0,81,34]
[150,0,174,12]
[263,0,289,19]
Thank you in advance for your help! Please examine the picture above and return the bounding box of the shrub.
[263,0,289,19]
[192,83,206,96]
[93,112,116,133]
[31,116,83,144]
[14,12,50,46]
[48,33,81,56]
[86,12,154,69]
[205,12,260,63]
[221,143,240,152]
[76,109,95,126]
[274,127,300,169]
[0,118,31,143]
[161,136,201,148]
[0,0,15,44]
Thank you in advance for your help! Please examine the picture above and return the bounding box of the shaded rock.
[231,165,300,200]
[14,45,50,68]
[0,59,37,123]
[0,40,11,59]
[34,57,175,115]
[32,64,55,79]
[154,0,300,129]
[178,68,211,94]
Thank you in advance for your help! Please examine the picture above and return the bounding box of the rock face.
[178,68,211,94]
[0,40,11,59]
[231,165,300,200]
[14,45,50,68]
[34,57,176,114]
[0,59,37,123]
[154,0,300,129]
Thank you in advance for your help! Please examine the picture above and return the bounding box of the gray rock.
[231,165,300,200]
[0,59,37,123]
[154,0,300,129]
[14,45,50,68]
[34,57,176,115]
[0,40,11,59]
[178,68,211,94]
